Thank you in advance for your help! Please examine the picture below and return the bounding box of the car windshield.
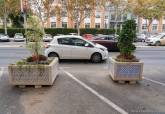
[45,34,52,37]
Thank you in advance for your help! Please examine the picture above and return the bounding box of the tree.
[128,0,165,33]
[0,0,20,34]
[117,20,137,62]
[26,16,44,64]
[28,0,56,34]
[62,0,96,35]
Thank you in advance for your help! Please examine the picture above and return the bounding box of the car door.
[57,37,72,59]
[70,38,93,59]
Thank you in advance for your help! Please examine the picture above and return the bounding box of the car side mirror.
[85,43,89,47]
[85,43,93,48]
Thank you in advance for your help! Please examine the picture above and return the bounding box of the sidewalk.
[0,71,119,114]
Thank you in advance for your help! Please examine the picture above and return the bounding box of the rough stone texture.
[109,57,143,81]
[8,58,59,86]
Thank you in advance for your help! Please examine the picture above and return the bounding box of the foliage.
[8,13,24,28]
[28,0,56,33]
[117,20,138,62]
[0,0,20,17]
[0,0,20,34]
[128,0,165,32]
[25,16,44,63]
[62,0,96,35]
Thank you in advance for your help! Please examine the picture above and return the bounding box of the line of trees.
[1,0,165,35]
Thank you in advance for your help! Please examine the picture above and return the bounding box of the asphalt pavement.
[0,42,165,114]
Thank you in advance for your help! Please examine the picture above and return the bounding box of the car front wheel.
[48,52,59,58]
[91,53,102,63]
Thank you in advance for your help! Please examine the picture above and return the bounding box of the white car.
[43,34,53,42]
[0,34,10,42]
[146,33,165,46]
[14,33,25,42]
[45,35,108,63]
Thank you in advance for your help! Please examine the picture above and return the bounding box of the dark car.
[92,35,119,52]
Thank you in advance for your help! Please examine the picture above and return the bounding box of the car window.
[161,35,165,39]
[70,38,87,46]
[106,37,113,40]
[57,38,71,45]
[96,37,105,40]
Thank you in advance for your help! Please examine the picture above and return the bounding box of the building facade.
[45,0,130,30]
[29,0,165,34]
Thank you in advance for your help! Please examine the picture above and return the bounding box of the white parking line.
[63,70,128,114]
[144,77,165,86]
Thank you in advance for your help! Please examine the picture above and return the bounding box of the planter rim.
[8,58,58,68]
[110,57,143,64]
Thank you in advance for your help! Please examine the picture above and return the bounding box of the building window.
[51,22,56,28]
[95,23,100,28]
[142,24,147,31]
[95,11,101,18]
[85,23,90,28]
[111,14,115,20]
[105,16,108,19]
[152,24,157,31]
[62,22,67,28]
[162,24,165,31]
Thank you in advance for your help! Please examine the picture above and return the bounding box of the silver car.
[0,34,10,42]
[14,33,25,42]
[43,34,53,42]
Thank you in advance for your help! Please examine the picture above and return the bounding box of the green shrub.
[117,20,138,62]
[0,28,116,37]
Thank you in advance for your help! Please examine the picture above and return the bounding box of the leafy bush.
[116,20,138,62]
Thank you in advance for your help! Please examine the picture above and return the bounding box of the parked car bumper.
[146,41,155,45]
[102,50,109,60]
[0,39,10,42]
[14,39,25,42]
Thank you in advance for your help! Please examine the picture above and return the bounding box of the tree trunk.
[76,21,80,36]
[147,20,152,35]
[4,14,7,34]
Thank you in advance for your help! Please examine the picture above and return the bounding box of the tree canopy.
[128,0,165,32]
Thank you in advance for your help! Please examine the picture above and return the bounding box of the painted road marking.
[144,77,165,86]
[0,45,23,48]
[63,70,128,114]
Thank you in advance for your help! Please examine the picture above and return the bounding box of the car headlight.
[99,48,106,51]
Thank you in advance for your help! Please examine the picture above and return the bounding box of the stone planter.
[8,58,59,86]
[109,57,143,81]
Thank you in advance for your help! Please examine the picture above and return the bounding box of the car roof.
[51,35,89,44]
[53,35,82,39]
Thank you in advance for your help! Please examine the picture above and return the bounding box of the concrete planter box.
[8,58,59,86]
[109,57,143,81]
